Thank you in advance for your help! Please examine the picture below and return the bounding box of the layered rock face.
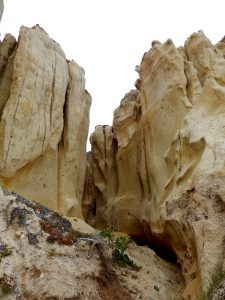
[84,32,225,299]
[0,25,91,217]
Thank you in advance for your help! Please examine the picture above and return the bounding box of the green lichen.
[0,274,14,294]
[47,248,69,258]
[0,243,12,261]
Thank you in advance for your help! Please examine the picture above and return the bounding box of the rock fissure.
[0,25,91,217]
[49,45,57,127]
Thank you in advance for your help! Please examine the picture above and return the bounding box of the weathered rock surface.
[0,188,184,299]
[85,32,225,299]
[0,0,3,22]
[0,25,91,217]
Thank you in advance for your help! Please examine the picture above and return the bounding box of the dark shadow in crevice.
[135,239,178,264]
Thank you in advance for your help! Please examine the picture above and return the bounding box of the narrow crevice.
[135,239,179,264]
[0,44,17,118]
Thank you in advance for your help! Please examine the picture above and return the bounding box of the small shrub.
[99,229,140,269]
[99,228,114,242]
[114,236,131,253]
[112,248,134,266]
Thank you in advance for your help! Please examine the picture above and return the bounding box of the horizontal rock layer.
[0,25,91,217]
[84,32,225,299]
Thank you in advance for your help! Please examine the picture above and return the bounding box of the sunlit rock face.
[85,32,225,299]
[0,25,91,217]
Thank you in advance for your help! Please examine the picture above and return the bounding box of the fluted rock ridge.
[0,25,91,217]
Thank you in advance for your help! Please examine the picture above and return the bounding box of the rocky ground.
[0,187,185,299]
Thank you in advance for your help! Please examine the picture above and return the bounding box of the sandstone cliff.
[84,32,225,299]
[0,4,195,300]
[0,25,91,217]
[2,3,225,297]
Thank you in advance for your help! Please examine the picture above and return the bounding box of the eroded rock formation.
[0,25,91,217]
[84,32,225,299]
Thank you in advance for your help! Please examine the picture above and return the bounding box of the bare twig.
[76,236,106,257]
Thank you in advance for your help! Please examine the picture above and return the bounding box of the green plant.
[0,243,12,261]
[98,229,140,269]
[98,228,114,242]
[0,274,14,293]
[2,284,12,293]
[112,236,138,268]
[112,248,135,266]
[201,265,225,300]
[114,236,131,252]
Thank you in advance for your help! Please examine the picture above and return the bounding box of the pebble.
[154,285,159,291]
[15,231,22,238]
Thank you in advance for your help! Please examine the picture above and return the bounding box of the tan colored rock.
[112,89,147,236]
[0,25,91,216]
[82,151,95,220]
[87,125,118,228]
[0,25,68,177]
[85,32,225,299]
[0,34,17,116]
[0,188,103,300]
[58,60,91,217]
[117,244,184,300]
[0,0,3,22]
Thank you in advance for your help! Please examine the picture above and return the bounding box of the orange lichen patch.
[39,214,77,246]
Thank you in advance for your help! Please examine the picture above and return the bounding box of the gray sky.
[1,0,225,149]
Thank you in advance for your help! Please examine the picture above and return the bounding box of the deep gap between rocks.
[135,240,178,264]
